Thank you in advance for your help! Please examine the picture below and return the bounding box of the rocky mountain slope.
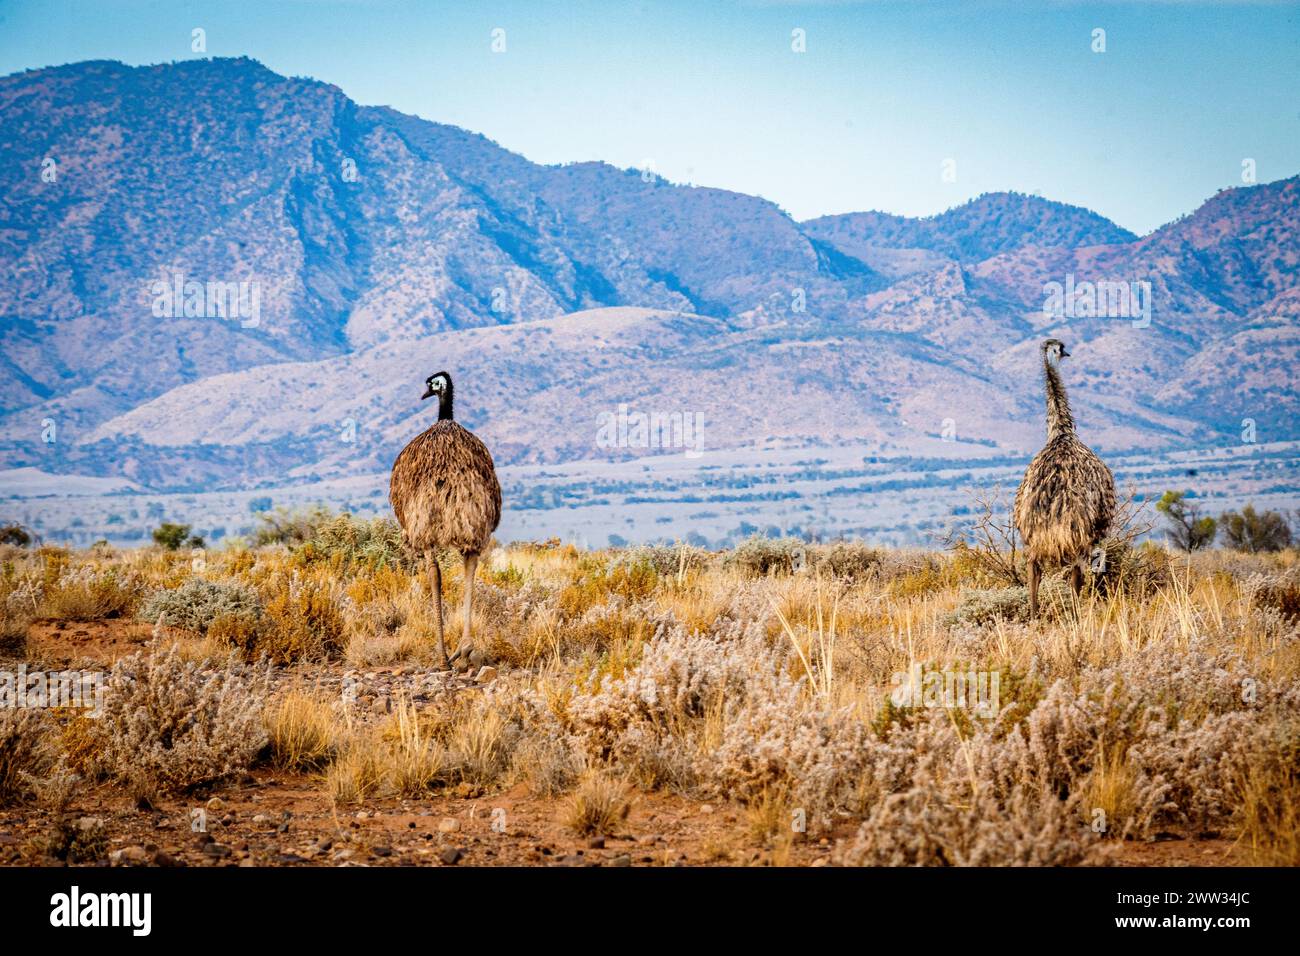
[1,57,1296,494]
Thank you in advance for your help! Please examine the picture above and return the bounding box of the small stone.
[587,836,605,850]
[609,854,632,867]
[252,814,270,825]
[372,846,393,857]
[440,847,464,865]
[356,811,370,821]
[474,665,498,683]
[437,817,460,833]
[810,858,828,867]
[206,797,224,812]
[110,846,149,865]
[202,843,231,858]
[700,804,714,814]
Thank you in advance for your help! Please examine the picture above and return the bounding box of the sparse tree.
[1155,491,1216,552]
[1218,504,1292,553]
[0,524,32,547]
[152,522,202,551]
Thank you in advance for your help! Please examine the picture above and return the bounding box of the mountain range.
[1,57,1297,500]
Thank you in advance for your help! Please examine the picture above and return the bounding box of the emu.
[390,370,501,668]
[1013,339,1116,618]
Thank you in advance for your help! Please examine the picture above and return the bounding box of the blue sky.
[1,0,1296,233]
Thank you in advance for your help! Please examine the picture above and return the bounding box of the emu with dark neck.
[1013,338,1116,619]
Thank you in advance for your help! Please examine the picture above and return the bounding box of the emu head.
[421,371,451,402]
[1041,339,1070,367]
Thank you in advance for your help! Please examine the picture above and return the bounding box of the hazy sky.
[1,0,1296,234]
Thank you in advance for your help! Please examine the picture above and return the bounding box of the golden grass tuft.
[563,770,632,836]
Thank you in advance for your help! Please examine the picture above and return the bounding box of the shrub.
[1251,567,1300,621]
[95,645,269,794]
[41,567,141,620]
[1156,491,1217,552]
[138,578,262,634]
[0,708,58,806]
[611,544,710,577]
[1219,504,1293,553]
[298,513,409,570]
[808,541,883,579]
[254,505,334,547]
[943,587,1032,627]
[255,573,347,664]
[152,522,203,550]
[725,535,805,577]
[0,525,32,547]
[0,593,32,657]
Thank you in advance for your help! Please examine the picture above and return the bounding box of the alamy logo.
[889,663,1001,718]
[49,886,151,936]
[0,665,103,717]
[150,272,261,328]
[1042,274,1151,329]
[596,403,704,459]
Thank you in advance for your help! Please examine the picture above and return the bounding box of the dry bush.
[1249,566,1300,621]
[266,690,338,771]
[0,707,58,806]
[250,572,347,664]
[563,770,632,836]
[41,566,141,620]
[610,544,711,577]
[806,541,883,580]
[297,513,410,571]
[138,577,262,634]
[253,504,334,547]
[96,644,269,794]
[511,729,585,797]
[725,535,804,578]
[0,596,32,657]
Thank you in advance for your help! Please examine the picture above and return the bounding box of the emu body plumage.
[390,371,500,666]
[1013,340,1115,617]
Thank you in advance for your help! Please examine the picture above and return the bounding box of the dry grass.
[563,770,632,836]
[266,690,338,772]
[5,529,1298,865]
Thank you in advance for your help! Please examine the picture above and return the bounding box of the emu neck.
[1043,358,1074,439]
[437,384,454,422]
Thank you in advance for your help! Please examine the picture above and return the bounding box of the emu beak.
[1059,347,1070,358]
[421,385,435,400]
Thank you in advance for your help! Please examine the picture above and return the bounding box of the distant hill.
[0,57,1296,494]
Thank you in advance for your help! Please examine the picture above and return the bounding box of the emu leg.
[1028,559,1040,619]
[1071,562,1084,597]
[427,552,449,668]
[462,552,479,657]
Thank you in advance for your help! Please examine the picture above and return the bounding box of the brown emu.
[1013,339,1116,618]
[390,370,501,668]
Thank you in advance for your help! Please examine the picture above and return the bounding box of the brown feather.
[1014,343,1116,568]
[390,420,501,556]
